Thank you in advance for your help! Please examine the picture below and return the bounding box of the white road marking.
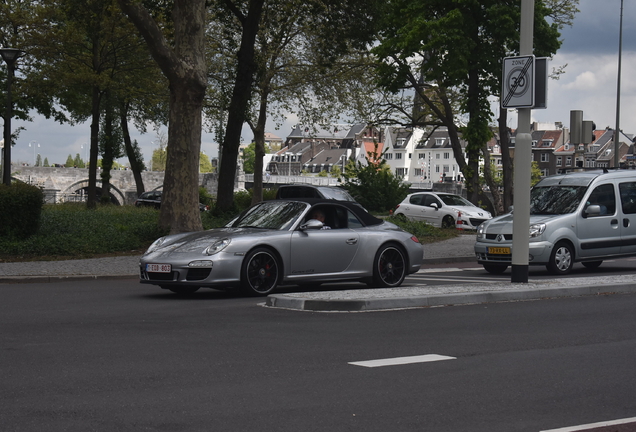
[410,275,504,283]
[418,268,465,273]
[349,354,456,368]
[541,417,636,432]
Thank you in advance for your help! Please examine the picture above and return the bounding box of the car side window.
[409,194,423,205]
[584,184,615,216]
[619,182,636,214]
[424,195,440,207]
[346,210,363,228]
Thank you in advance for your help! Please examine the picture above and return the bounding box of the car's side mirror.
[430,203,439,210]
[300,219,324,230]
[584,204,601,217]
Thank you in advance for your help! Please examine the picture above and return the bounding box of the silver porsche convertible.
[139,198,423,296]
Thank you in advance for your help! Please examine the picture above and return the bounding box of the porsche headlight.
[529,223,546,238]
[206,238,231,255]
[145,237,166,254]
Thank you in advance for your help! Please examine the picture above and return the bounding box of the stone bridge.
[10,164,220,205]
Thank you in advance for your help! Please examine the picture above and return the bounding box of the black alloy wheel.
[241,248,281,296]
[371,244,407,288]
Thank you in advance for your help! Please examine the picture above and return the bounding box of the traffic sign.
[502,55,534,108]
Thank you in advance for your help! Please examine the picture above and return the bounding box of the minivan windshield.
[530,186,588,215]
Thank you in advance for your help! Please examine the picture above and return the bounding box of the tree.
[73,153,84,168]
[342,142,410,213]
[372,0,564,214]
[65,154,74,167]
[118,0,207,233]
[200,152,213,173]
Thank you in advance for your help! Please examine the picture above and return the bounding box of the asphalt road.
[2,278,636,431]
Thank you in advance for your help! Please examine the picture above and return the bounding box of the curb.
[265,282,636,312]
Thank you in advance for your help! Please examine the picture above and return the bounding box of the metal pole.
[510,0,534,283]
[614,0,623,168]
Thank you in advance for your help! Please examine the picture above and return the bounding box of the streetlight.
[81,142,88,166]
[29,140,40,166]
[614,0,624,168]
[1,47,23,186]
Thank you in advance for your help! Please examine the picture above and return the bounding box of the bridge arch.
[63,179,126,205]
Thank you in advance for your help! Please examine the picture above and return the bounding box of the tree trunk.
[120,103,145,196]
[119,0,207,233]
[250,89,269,206]
[87,84,101,210]
[216,0,265,213]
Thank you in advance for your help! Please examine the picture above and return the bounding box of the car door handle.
[624,218,630,228]
[611,219,618,226]
[346,238,358,245]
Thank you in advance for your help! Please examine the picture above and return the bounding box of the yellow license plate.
[488,247,511,254]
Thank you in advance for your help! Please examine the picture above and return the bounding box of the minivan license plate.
[488,247,510,254]
[146,263,171,273]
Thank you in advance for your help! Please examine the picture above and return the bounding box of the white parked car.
[394,192,492,229]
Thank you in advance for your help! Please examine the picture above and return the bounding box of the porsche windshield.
[231,201,306,230]
[530,185,587,215]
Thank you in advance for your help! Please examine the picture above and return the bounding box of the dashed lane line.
[349,354,456,368]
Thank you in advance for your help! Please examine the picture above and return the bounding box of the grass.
[0,204,459,263]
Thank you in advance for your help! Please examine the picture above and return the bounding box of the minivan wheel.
[547,242,574,275]
[483,264,508,274]
[582,260,603,269]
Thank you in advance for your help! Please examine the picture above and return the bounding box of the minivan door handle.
[611,219,619,226]
[624,218,630,228]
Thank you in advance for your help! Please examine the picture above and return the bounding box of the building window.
[385,153,393,160]
[418,153,425,159]
[435,166,440,173]
[444,152,450,159]
[414,168,423,176]
[557,156,562,166]
[408,153,412,159]
[395,168,407,177]
[436,153,440,159]
[435,138,444,146]
[395,153,402,160]
[541,153,549,162]
[566,156,572,166]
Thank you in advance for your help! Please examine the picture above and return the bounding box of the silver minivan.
[474,170,636,275]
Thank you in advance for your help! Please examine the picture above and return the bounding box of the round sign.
[505,66,530,98]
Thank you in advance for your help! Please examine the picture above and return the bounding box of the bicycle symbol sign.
[502,55,535,108]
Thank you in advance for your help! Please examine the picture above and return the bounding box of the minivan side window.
[584,184,616,216]
[619,182,636,214]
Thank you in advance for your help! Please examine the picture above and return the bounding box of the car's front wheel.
[547,241,574,275]
[370,243,407,288]
[441,215,455,229]
[240,248,281,296]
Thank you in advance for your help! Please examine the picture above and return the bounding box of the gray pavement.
[2,233,635,311]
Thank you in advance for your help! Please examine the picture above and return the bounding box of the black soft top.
[277,197,382,226]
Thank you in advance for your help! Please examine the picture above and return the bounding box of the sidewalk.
[2,234,635,311]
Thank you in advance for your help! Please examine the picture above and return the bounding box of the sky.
[7,0,636,167]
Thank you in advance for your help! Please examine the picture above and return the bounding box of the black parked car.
[134,191,210,211]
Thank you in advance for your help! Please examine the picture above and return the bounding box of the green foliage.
[531,161,543,186]
[65,154,74,167]
[198,186,214,208]
[387,215,458,243]
[343,144,410,212]
[317,170,328,177]
[0,204,168,260]
[0,183,44,240]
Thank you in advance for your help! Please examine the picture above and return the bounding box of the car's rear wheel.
[370,243,407,288]
[441,215,455,229]
[582,260,603,269]
[166,286,199,295]
[547,241,574,275]
[240,248,281,296]
[483,264,508,274]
